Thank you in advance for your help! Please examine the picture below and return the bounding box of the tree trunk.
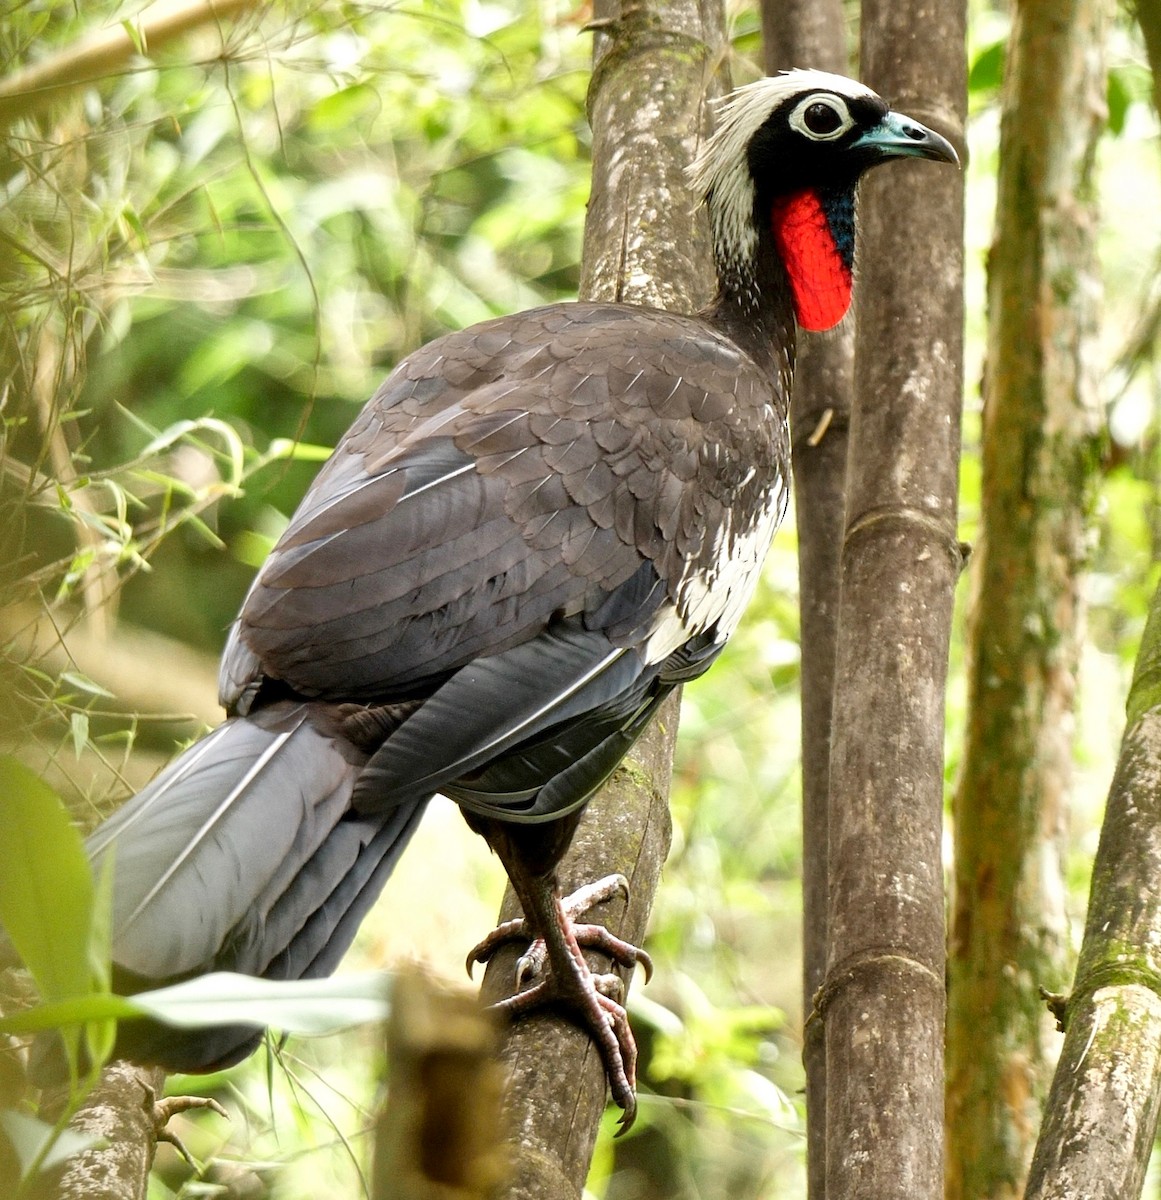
[822,2,966,1196]
[946,2,1107,1197]
[760,6,854,1198]
[1024,579,1161,1198]
[479,3,726,1194]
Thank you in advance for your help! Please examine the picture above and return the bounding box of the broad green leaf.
[1107,68,1131,137]
[968,40,1005,94]
[0,1110,101,1180]
[131,972,391,1035]
[1,972,391,1039]
[0,993,142,1036]
[0,758,96,1005]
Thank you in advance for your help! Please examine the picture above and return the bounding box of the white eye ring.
[788,93,855,142]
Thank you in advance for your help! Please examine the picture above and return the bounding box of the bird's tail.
[87,699,426,1072]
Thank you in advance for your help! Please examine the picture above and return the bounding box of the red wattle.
[770,191,852,332]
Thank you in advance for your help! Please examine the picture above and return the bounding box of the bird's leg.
[467,873,653,987]
[472,840,647,1128]
[491,868,642,1128]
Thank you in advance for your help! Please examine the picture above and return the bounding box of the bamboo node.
[808,950,943,1027]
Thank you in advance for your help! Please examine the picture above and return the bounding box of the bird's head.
[690,70,959,332]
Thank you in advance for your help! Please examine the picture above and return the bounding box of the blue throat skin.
[819,188,856,272]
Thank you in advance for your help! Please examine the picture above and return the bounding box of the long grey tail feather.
[109,798,426,1075]
[80,699,428,1074]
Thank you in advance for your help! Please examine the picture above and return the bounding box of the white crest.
[688,70,879,278]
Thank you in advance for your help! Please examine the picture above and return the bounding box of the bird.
[83,69,957,1127]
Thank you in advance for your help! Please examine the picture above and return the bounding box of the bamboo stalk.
[478,2,727,1189]
[822,2,966,1195]
[0,0,264,127]
[946,1,1107,1194]
[1025,580,1161,1198]
[760,5,854,1197]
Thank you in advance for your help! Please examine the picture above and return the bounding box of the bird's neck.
[704,233,799,390]
[705,185,857,384]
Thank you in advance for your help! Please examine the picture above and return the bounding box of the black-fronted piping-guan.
[83,70,957,1126]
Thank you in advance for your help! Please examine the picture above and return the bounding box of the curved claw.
[515,942,548,988]
[465,916,530,977]
[568,924,654,982]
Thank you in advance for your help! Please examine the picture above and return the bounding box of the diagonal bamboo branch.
[0,0,263,128]
[1025,579,1161,1198]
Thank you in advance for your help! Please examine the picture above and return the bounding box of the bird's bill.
[852,110,960,166]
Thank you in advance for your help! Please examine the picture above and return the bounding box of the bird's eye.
[804,102,842,134]
[789,94,854,142]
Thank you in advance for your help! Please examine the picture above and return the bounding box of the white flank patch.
[688,70,878,278]
[644,474,789,663]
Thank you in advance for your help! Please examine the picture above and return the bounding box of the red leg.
[474,869,647,1130]
[467,873,653,986]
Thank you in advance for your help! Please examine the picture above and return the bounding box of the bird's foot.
[493,972,638,1123]
[466,873,653,987]
[487,914,641,1130]
[468,873,649,1130]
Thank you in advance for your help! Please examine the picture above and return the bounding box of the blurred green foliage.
[1,0,1159,1197]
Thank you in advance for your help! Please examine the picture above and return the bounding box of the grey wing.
[218,302,785,821]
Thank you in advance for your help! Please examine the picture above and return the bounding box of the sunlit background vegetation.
[1,0,1159,1195]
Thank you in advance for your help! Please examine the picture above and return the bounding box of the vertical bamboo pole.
[823,2,966,1195]
[480,4,727,1193]
[761,5,854,1196]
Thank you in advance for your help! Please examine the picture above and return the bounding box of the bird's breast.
[641,470,789,664]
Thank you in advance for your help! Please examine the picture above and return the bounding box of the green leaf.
[69,713,89,760]
[267,438,335,462]
[0,993,142,1036]
[1107,68,1130,137]
[0,758,97,1005]
[0,1110,101,1181]
[308,84,379,132]
[130,971,392,1035]
[0,972,391,1040]
[968,40,1005,94]
[119,17,146,55]
[58,672,115,701]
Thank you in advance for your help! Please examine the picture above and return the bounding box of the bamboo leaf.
[0,758,97,1005]
[0,1110,101,1181]
[0,972,392,1039]
[129,971,392,1035]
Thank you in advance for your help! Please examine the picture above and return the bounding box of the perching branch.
[478,3,726,1191]
[34,1064,165,1200]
